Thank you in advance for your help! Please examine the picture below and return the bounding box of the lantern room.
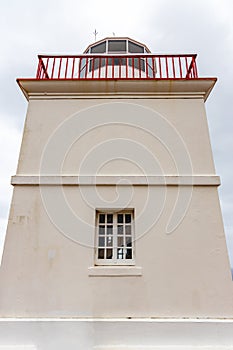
[84,37,151,54]
[35,37,198,81]
[80,37,154,78]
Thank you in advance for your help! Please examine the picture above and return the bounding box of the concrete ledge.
[88,266,142,277]
[11,175,221,186]
[0,318,233,349]
[17,78,217,102]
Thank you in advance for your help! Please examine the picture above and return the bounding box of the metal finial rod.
[93,29,98,41]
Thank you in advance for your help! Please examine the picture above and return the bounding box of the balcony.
[17,52,217,101]
[36,54,198,80]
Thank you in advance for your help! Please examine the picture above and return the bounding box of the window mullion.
[104,219,107,260]
[113,213,117,263]
[123,214,126,260]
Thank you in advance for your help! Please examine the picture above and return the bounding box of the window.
[128,57,145,72]
[90,41,106,53]
[95,210,134,265]
[89,57,106,72]
[108,40,126,52]
[128,41,144,53]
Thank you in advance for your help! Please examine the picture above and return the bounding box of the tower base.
[0,318,233,349]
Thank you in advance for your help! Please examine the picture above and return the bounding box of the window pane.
[147,57,155,77]
[126,237,132,247]
[99,214,105,223]
[117,214,123,223]
[139,58,145,71]
[99,237,105,247]
[118,236,124,247]
[107,236,113,247]
[91,41,106,53]
[116,58,126,65]
[98,249,104,259]
[125,214,131,223]
[106,249,113,259]
[108,40,126,52]
[106,58,126,66]
[107,225,113,235]
[79,58,87,78]
[128,58,145,72]
[126,249,132,259]
[99,225,105,235]
[89,57,106,72]
[117,225,123,235]
[125,225,131,235]
[107,214,113,223]
[128,41,144,53]
[117,248,124,259]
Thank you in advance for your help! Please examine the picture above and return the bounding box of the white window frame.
[95,209,135,266]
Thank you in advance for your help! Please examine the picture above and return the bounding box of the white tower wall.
[0,79,232,318]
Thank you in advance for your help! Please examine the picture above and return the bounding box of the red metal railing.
[36,54,198,80]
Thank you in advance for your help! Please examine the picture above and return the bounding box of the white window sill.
[88,266,142,277]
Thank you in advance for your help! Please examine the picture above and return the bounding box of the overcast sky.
[0,0,232,265]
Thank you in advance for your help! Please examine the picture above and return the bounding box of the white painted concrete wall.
[1,80,232,319]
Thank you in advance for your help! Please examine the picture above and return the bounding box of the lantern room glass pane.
[91,41,106,53]
[89,58,106,72]
[128,58,145,72]
[128,41,144,53]
[108,40,126,52]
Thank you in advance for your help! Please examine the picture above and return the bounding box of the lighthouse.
[0,37,233,348]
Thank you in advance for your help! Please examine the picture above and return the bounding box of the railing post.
[36,56,50,79]
[193,56,198,78]
[178,57,182,78]
[104,57,108,79]
[185,55,198,79]
[36,57,42,79]
[65,57,68,78]
[58,58,62,79]
[158,57,162,78]
[71,58,75,78]
[172,57,175,78]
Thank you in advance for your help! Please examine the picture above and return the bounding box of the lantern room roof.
[83,37,151,54]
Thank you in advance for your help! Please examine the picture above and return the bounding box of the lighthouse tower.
[0,37,233,348]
